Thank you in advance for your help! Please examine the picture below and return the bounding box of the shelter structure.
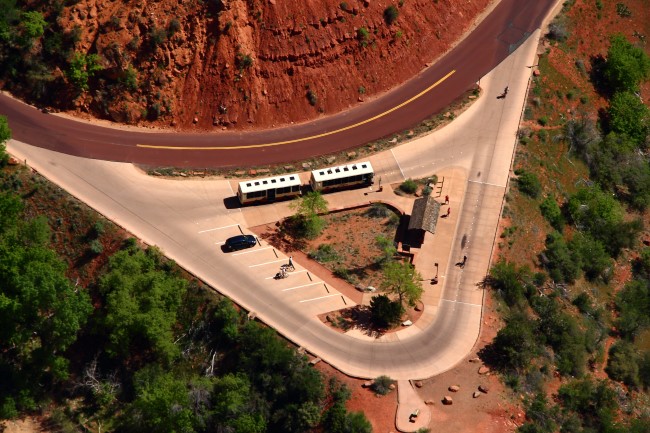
[406,196,441,247]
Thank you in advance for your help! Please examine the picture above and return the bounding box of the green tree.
[380,260,423,310]
[487,260,531,306]
[603,34,650,92]
[608,91,649,142]
[289,191,329,239]
[99,246,187,363]
[18,11,46,46]
[569,233,611,281]
[0,115,10,167]
[605,340,640,387]
[0,193,92,412]
[369,294,402,327]
[67,51,103,92]
[614,279,650,339]
[542,231,580,283]
[481,311,539,371]
[210,374,266,433]
[124,367,201,433]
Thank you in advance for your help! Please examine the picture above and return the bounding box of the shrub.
[366,203,391,218]
[308,244,339,262]
[370,294,402,328]
[306,89,318,106]
[148,27,167,49]
[356,27,370,46]
[383,5,399,25]
[358,85,366,94]
[236,52,254,69]
[539,196,564,231]
[168,18,181,36]
[516,171,542,198]
[547,17,569,41]
[89,239,104,255]
[605,340,640,387]
[371,375,395,395]
[422,185,432,196]
[399,178,417,194]
[538,116,549,126]
[615,2,631,17]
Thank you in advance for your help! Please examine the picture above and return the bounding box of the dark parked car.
[224,234,257,251]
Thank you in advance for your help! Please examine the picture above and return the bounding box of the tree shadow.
[589,54,612,99]
[339,305,387,338]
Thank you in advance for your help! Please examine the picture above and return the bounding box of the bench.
[409,408,420,422]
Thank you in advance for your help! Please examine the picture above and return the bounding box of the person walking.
[462,255,467,267]
[445,195,449,205]
[446,207,451,217]
[288,256,293,269]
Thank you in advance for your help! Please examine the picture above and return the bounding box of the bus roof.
[238,174,301,194]
[311,161,374,183]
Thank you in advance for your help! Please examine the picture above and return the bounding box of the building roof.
[408,195,441,234]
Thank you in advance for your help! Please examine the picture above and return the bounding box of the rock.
[473,391,481,398]
[269,0,276,4]
[302,162,312,169]
[414,304,422,312]
[309,357,321,365]
[407,130,414,137]
[326,315,334,323]
[389,138,398,143]
[448,385,460,392]
[327,156,337,164]
[389,383,396,390]
[284,166,294,171]
[358,96,365,102]
[468,95,477,99]
[442,396,453,405]
[533,69,541,76]
[414,381,423,388]
[469,357,481,363]
[479,385,490,393]
[262,89,268,96]
[234,171,246,176]
[347,151,357,158]
[424,399,435,405]
[362,381,373,388]
[193,117,198,124]
[402,320,413,326]
[478,366,490,375]
[249,170,257,176]
[7,157,19,166]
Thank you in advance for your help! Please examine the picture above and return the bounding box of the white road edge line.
[198,223,240,233]
[282,282,323,292]
[299,294,340,303]
[232,246,272,256]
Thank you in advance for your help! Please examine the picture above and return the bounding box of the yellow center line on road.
[137,69,456,151]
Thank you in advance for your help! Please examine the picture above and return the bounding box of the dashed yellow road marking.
[137,69,456,151]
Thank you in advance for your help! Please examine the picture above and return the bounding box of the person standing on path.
[288,256,293,269]
[462,255,467,267]
[445,195,449,205]
[447,207,451,217]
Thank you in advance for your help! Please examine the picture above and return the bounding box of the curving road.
[0,0,555,168]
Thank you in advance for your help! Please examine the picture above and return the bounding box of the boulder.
[414,381,423,388]
[469,357,481,363]
[478,366,490,375]
[424,399,436,405]
[442,396,453,405]
[448,385,460,392]
[473,391,481,398]
[389,383,396,390]
[479,384,490,394]
[362,381,373,388]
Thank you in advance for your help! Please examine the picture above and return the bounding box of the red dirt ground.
[41,0,494,129]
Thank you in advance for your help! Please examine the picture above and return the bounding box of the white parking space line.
[264,270,308,280]
[282,282,323,292]
[232,246,272,256]
[299,294,340,303]
[249,258,287,268]
[198,223,240,234]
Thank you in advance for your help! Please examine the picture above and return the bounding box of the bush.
[547,17,569,41]
[89,239,104,255]
[308,244,339,262]
[516,171,542,198]
[399,178,417,194]
[383,5,399,25]
[370,294,402,328]
[605,340,640,387]
[366,203,391,218]
[539,196,564,231]
[148,27,167,49]
[306,89,318,106]
[168,18,181,36]
[370,375,395,395]
[236,52,253,69]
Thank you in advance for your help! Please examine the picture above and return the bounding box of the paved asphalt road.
[6,25,545,379]
[0,0,555,168]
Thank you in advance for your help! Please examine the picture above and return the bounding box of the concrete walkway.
[6,25,544,380]
[396,381,431,432]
